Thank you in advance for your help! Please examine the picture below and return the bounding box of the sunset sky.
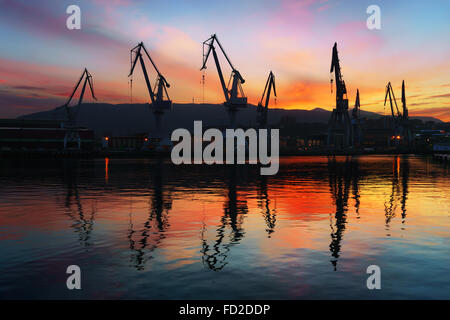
[0,0,449,120]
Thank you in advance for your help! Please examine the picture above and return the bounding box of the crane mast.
[352,89,360,120]
[401,80,412,145]
[257,71,276,128]
[352,89,361,146]
[401,80,408,120]
[201,34,247,110]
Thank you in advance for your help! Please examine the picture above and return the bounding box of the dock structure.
[433,154,450,162]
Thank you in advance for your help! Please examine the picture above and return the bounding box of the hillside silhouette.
[19,103,442,137]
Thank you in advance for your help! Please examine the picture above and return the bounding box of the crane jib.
[200,34,247,107]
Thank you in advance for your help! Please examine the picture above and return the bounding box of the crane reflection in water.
[257,174,277,237]
[62,159,97,248]
[327,156,360,271]
[1,154,443,299]
[201,166,248,271]
[384,156,410,233]
[58,155,410,274]
[327,155,410,270]
[127,160,172,271]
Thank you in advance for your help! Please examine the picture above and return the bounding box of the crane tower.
[327,42,352,148]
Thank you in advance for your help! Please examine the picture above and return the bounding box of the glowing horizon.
[0,0,449,121]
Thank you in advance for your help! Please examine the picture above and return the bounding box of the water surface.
[0,155,448,299]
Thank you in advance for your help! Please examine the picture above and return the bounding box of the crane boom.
[129,42,171,110]
[212,43,228,102]
[201,34,247,107]
[330,42,347,109]
[202,35,235,71]
[258,71,276,110]
[65,68,96,107]
[130,44,155,104]
[257,71,276,128]
[64,68,96,125]
[384,82,401,119]
[327,42,352,148]
[384,81,411,144]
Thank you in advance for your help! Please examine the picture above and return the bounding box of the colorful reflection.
[0,156,448,299]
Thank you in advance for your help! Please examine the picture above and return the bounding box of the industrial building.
[0,119,94,151]
[102,134,149,151]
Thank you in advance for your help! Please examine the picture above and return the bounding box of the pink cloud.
[92,0,133,6]
[0,0,128,53]
[317,4,331,12]
[333,21,384,55]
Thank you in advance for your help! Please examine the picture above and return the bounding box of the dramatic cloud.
[426,93,450,99]
[0,0,449,121]
[410,107,450,122]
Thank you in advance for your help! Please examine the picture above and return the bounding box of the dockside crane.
[384,81,404,144]
[129,42,172,145]
[201,34,247,128]
[62,68,97,149]
[384,82,402,119]
[257,71,276,129]
[63,68,96,127]
[327,42,352,148]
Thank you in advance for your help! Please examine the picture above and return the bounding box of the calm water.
[0,155,448,299]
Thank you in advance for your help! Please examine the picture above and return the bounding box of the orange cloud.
[410,107,450,122]
[278,79,333,109]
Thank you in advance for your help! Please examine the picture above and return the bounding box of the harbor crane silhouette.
[62,68,97,150]
[129,42,172,148]
[201,34,247,128]
[327,42,352,148]
[384,80,412,145]
[257,71,277,129]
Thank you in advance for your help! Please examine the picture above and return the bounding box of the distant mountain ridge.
[19,103,443,137]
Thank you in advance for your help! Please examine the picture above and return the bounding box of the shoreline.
[0,149,444,159]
